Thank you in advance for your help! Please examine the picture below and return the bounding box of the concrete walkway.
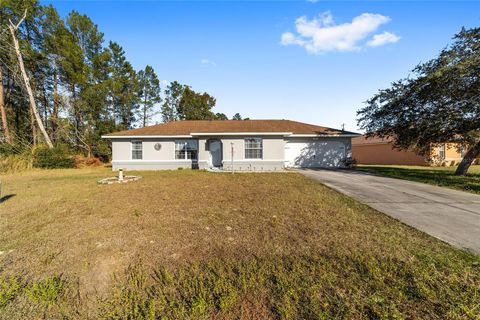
[300,169,480,254]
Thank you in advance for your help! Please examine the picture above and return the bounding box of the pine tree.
[161,81,184,122]
[0,1,231,161]
[108,41,139,129]
[137,65,161,127]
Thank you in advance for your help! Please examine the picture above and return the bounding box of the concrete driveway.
[300,169,480,254]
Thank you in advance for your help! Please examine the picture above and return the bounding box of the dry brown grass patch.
[0,168,478,318]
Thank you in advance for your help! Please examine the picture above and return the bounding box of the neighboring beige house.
[102,120,359,171]
[352,135,478,166]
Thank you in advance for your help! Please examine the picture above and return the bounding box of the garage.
[284,139,347,168]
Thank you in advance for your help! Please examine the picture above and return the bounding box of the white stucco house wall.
[102,119,359,171]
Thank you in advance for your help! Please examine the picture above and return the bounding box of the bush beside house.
[0,144,103,173]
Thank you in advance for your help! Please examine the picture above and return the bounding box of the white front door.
[285,140,346,168]
[209,140,222,167]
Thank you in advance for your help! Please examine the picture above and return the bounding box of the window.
[439,144,445,160]
[175,140,198,160]
[245,138,262,159]
[132,141,142,160]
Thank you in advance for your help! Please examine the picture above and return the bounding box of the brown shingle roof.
[103,120,358,137]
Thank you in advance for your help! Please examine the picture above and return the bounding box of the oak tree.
[358,27,480,175]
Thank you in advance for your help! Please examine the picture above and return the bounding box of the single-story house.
[102,119,359,171]
[352,135,479,166]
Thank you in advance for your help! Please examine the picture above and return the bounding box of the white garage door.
[285,140,346,168]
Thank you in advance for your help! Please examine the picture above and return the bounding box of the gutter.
[103,132,361,139]
[190,132,293,136]
[289,134,361,138]
[102,135,193,139]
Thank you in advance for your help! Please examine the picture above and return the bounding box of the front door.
[209,140,222,167]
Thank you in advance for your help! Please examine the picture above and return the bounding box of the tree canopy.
[357,27,480,175]
[138,65,161,127]
[0,1,242,161]
[161,84,243,122]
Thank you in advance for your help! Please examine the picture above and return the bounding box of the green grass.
[0,167,479,319]
[355,165,480,194]
[0,277,21,308]
[100,254,480,320]
[25,276,65,305]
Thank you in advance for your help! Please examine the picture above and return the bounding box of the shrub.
[0,143,17,156]
[33,145,74,169]
[0,154,33,173]
[343,157,357,168]
[0,143,34,173]
[93,140,112,163]
[73,155,102,168]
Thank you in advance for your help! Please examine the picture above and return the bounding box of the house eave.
[102,133,360,139]
[190,132,293,136]
[102,135,193,139]
[288,134,361,138]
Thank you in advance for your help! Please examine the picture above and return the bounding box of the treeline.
[0,0,242,161]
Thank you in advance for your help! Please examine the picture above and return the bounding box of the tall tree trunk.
[110,94,116,126]
[0,67,12,144]
[71,83,81,148]
[29,106,37,145]
[8,13,53,148]
[51,71,59,142]
[42,85,48,129]
[143,96,147,127]
[455,141,480,176]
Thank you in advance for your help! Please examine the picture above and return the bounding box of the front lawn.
[0,168,479,319]
[355,165,480,194]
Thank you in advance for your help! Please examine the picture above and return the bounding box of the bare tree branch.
[7,9,53,148]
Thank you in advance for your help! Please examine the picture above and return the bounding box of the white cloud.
[280,11,400,54]
[306,0,320,3]
[200,58,217,66]
[366,31,401,47]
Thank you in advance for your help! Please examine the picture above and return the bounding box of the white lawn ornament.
[97,168,140,185]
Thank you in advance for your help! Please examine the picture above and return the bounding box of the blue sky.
[44,1,480,131]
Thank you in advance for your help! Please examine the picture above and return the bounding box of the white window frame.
[439,144,445,160]
[131,141,143,160]
[175,139,198,160]
[244,138,263,159]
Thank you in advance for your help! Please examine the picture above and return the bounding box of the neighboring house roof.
[103,120,359,138]
[352,135,394,146]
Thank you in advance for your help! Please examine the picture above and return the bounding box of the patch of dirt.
[236,296,274,320]
[80,253,126,297]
